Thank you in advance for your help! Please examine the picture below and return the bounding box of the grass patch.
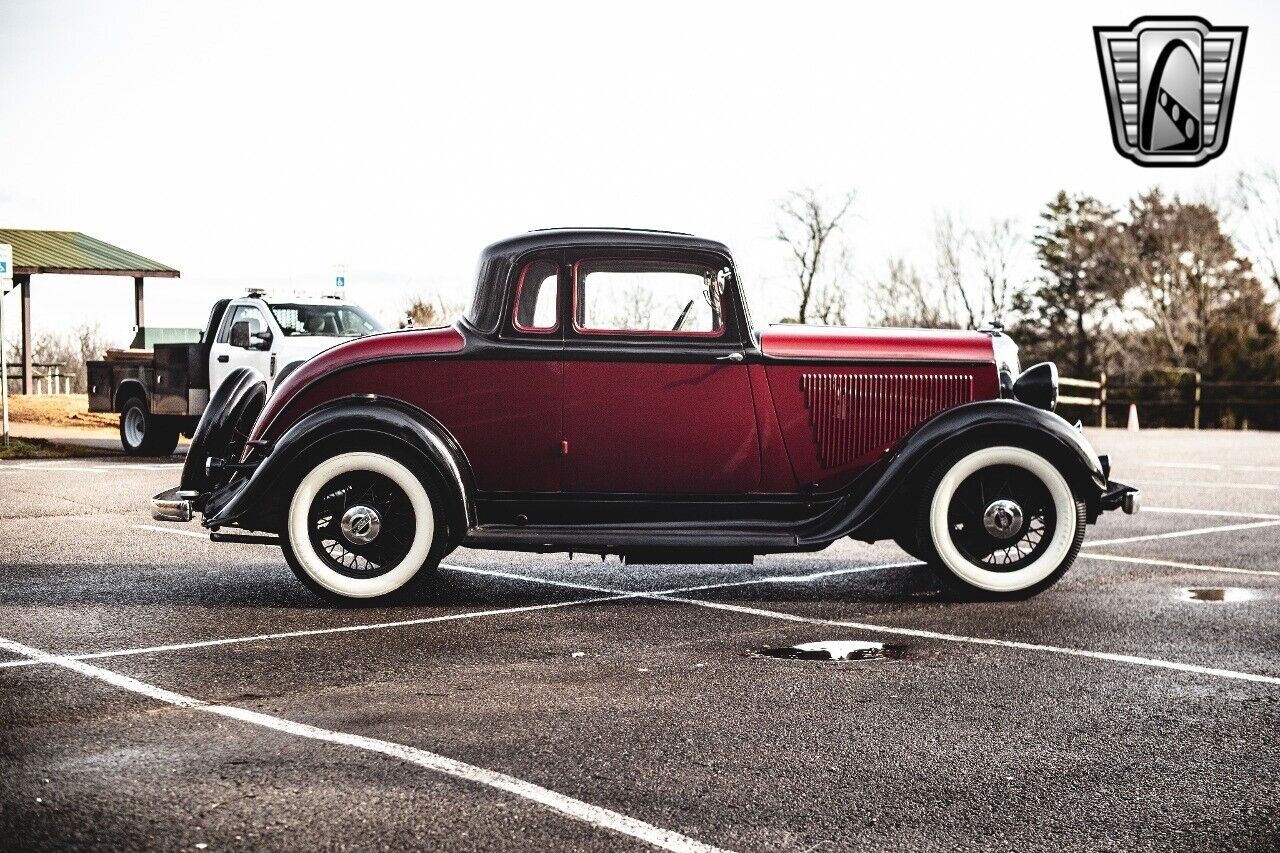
[6,394,118,429]
[0,436,106,460]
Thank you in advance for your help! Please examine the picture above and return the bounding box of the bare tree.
[608,282,656,330]
[868,257,958,328]
[934,213,980,329]
[1231,168,1280,300]
[934,214,1026,329]
[775,189,856,324]
[401,295,462,328]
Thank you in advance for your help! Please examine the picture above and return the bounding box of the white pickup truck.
[88,292,385,455]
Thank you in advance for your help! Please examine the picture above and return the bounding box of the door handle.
[216,355,230,363]
[716,352,744,363]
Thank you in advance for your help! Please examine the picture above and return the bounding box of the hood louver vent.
[802,373,974,468]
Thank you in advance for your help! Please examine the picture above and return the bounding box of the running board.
[463,524,799,555]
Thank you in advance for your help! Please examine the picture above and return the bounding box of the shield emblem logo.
[1094,16,1247,167]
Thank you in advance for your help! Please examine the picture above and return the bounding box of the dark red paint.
[563,361,760,493]
[759,325,995,362]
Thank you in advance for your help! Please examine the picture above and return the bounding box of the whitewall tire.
[920,445,1085,597]
[282,451,438,602]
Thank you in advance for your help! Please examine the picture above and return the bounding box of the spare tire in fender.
[181,367,268,495]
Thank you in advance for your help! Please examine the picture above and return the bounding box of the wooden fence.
[1058,370,1280,430]
[3,363,73,395]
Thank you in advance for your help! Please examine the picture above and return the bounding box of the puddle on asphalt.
[753,640,907,662]
[1181,587,1254,603]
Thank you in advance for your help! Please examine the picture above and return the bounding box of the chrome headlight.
[991,333,1020,397]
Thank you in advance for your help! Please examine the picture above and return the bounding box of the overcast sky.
[1,0,1276,347]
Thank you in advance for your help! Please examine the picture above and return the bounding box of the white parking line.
[136,524,208,539]
[0,523,907,670]
[1143,506,1280,520]
[1139,461,1280,474]
[0,593,633,670]
[1084,519,1280,548]
[0,462,183,473]
[443,565,1280,686]
[0,636,729,853]
[1144,480,1280,492]
[1080,552,1280,578]
[1139,461,1223,471]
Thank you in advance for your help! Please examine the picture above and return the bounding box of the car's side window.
[221,305,269,346]
[574,259,724,337]
[512,260,559,333]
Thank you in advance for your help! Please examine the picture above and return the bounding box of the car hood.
[250,325,466,442]
[758,324,995,362]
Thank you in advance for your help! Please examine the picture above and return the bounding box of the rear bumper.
[1099,480,1141,515]
[151,486,198,522]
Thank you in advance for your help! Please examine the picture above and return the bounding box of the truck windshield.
[270,304,385,337]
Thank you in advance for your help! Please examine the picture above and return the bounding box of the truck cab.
[208,293,384,392]
[88,291,384,455]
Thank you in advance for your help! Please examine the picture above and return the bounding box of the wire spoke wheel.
[306,470,416,579]
[946,464,1056,572]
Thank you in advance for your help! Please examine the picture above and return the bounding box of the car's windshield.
[270,303,384,337]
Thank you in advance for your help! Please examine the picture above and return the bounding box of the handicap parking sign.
[0,243,12,291]
[335,275,345,287]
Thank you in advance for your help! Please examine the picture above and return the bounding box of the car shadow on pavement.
[0,557,966,610]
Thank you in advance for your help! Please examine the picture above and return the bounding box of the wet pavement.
[0,428,1277,851]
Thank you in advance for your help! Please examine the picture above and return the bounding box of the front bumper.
[1100,480,1141,515]
[151,486,199,522]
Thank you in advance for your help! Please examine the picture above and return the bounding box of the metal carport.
[0,229,179,393]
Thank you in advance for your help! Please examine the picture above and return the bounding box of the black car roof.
[465,229,736,334]
[478,228,732,263]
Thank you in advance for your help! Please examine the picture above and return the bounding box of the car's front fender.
[797,399,1109,545]
[201,395,476,540]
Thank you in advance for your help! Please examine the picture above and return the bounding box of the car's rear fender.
[202,395,476,541]
[797,399,1109,545]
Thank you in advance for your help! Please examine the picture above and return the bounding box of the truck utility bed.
[88,340,211,419]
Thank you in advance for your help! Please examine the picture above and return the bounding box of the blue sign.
[335,275,345,288]
[0,261,7,274]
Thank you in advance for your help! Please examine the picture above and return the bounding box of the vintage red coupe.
[152,229,1139,603]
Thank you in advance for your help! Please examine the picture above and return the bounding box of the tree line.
[776,173,1280,385]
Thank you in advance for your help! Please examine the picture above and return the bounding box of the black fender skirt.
[200,395,476,536]
[798,399,1110,546]
[181,366,268,496]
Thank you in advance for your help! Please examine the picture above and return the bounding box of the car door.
[561,254,761,494]
[209,302,274,393]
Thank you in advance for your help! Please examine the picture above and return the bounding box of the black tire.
[119,396,180,457]
[913,443,1087,600]
[892,532,929,564]
[279,450,448,606]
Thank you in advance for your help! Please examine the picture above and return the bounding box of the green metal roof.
[0,229,179,277]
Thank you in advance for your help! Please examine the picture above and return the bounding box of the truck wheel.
[280,451,443,604]
[119,396,180,457]
[915,444,1086,599]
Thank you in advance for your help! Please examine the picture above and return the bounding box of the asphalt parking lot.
[1,428,1277,852]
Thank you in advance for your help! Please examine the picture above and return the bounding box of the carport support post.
[19,274,32,395]
[134,275,145,329]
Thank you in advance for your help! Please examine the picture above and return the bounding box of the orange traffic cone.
[1127,404,1139,432]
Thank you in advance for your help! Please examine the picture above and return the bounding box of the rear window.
[512,260,559,332]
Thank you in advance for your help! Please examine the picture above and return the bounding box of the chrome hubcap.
[340,505,382,544]
[982,499,1024,540]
